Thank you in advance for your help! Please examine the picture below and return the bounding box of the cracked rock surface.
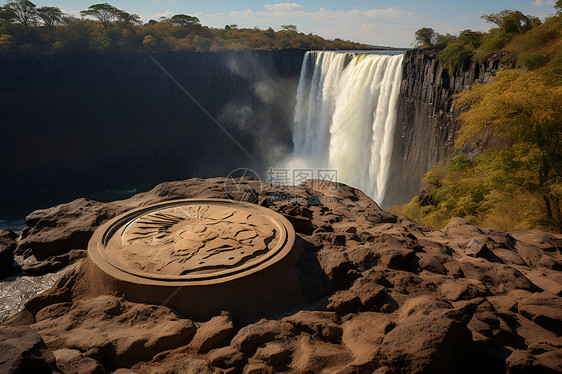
[2,178,561,373]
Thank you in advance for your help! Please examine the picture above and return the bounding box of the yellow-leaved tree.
[454,69,562,229]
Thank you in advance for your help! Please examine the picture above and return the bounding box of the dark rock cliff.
[0,49,306,217]
[385,48,511,207]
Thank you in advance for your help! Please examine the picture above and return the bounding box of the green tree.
[281,24,297,32]
[414,27,435,47]
[481,10,536,34]
[58,16,96,51]
[455,69,562,227]
[458,29,484,47]
[556,0,562,14]
[0,7,15,25]
[168,14,200,27]
[80,3,118,29]
[4,0,37,28]
[434,32,454,48]
[36,6,62,28]
[115,10,141,27]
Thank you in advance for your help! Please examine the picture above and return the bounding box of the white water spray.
[291,51,403,205]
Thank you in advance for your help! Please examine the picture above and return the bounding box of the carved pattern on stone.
[117,205,278,276]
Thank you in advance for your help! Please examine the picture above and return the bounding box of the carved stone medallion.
[92,199,293,282]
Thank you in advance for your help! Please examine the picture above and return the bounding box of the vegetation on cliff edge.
[395,7,562,233]
[0,0,373,54]
[414,3,562,74]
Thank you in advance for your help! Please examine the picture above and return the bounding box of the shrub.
[518,51,548,69]
[439,39,475,73]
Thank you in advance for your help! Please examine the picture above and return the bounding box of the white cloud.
[264,3,304,11]
[532,0,555,6]
[229,6,415,21]
[151,10,173,20]
[62,9,81,17]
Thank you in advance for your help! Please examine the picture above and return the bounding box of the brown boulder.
[342,312,395,368]
[208,346,246,369]
[506,349,562,374]
[230,319,296,354]
[518,292,562,336]
[189,314,234,354]
[32,295,196,369]
[378,306,475,373]
[440,279,490,301]
[0,325,57,374]
[457,257,537,292]
[17,199,125,260]
[53,349,105,374]
[283,310,342,343]
[253,342,293,371]
[290,335,352,373]
[0,229,17,278]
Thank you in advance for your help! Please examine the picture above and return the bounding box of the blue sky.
[31,0,560,47]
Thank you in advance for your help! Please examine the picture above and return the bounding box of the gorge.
[2,48,560,374]
[0,48,505,219]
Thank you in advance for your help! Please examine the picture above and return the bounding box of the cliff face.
[385,48,509,206]
[0,49,305,217]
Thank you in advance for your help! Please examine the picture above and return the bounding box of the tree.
[281,24,297,32]
[80,3,119,29]
[556,0,562,14]
[36,6,63,28]
[4,0,38,28]
[142,34,157,49]
[458,29,484,47]
[439,39,474,73]
[455,69,562,227]
[0,7,15,25]
[414,27,435,47]
[115,10,141,27]
[168,14,200,27]
[434,33,454,48]
[481,10,536,34]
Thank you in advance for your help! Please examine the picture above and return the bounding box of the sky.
[31,0,560,48]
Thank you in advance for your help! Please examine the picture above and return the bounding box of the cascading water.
[291,51,403,205]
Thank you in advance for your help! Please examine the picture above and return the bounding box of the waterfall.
[291,51,403,205]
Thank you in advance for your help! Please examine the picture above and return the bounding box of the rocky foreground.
[1,178,561,374]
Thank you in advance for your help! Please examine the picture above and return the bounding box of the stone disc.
[89,199,295,285]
